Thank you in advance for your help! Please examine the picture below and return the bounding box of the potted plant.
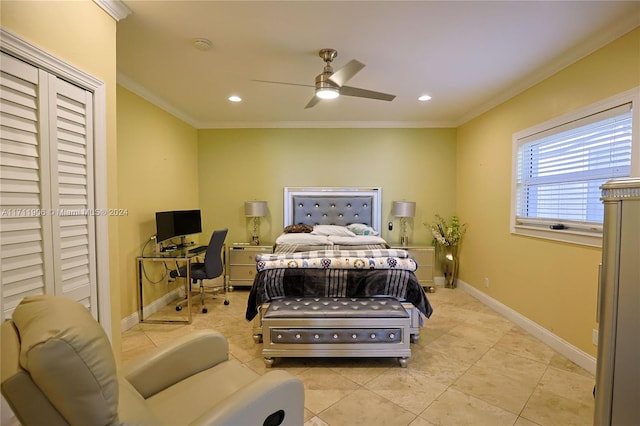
[429,214,467,288]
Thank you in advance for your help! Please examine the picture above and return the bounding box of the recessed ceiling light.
[228,95,242,102]
[418,95,432,102]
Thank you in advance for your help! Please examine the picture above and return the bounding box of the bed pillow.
[327,235,387,245]
[283,224,313,233]
[347,223,379,236]
[275,233,333,245]
[310,225,356,237]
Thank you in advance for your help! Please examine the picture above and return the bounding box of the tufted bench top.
[263,297,409,319]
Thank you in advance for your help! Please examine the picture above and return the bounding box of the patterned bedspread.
[256,249,417,272]
[274,243,388,253]
[245,248,433,322]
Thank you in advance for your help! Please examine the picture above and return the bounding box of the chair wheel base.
[202,308,208,314]
[176,306,183,312]
[224,300,230,305]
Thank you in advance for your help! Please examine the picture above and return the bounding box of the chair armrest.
[190,370,305,426]
[122,330,228,398]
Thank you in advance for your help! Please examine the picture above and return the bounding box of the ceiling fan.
[254,48,396,109]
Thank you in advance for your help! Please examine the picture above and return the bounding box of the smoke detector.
[193,38,212,51]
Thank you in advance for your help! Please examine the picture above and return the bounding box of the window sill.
[512,225,602,248]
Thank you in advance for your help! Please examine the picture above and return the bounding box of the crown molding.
[456,18,640,126]
[196,120,457,129]
[93,0,132,21]
[117,72,199,128]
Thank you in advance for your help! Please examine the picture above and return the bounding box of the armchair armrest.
[190,370,305,426]
[122,330,228,398]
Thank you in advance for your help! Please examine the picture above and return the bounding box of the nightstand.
[227,243,273,289]
[390,245,435,288]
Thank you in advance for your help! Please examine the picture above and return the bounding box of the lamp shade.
[392,201,416,218]
[244,201,267,217]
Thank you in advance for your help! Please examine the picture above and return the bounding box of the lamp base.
[400,236,409,247]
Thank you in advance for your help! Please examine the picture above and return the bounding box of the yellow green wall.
[197,128,457,246]
[1,0,121,355]
[456,27,640,357]
[116,86,200,320]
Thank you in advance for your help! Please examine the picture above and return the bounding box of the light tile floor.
[121,288,595,426]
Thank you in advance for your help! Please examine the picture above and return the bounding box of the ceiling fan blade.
[340,85,396,101]
[328,59,365,87]
[252,79,314,88]
[304,95,321,109]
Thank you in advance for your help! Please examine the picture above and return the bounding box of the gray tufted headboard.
[283,187,382,233]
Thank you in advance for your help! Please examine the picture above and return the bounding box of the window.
[512,88,639,246]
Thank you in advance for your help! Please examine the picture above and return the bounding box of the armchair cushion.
[143,361,305,426]
[11,295,119,425]
[122,329,230,398]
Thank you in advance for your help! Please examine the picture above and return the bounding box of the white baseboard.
[121,287,183,332]
[457,280,596,375]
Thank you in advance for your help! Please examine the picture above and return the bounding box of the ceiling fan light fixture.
[316,87,339,100]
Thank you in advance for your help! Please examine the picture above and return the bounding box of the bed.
[245,187,433,344]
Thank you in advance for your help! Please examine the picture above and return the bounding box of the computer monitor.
[155,210,202,246]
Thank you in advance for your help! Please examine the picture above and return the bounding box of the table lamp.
[245,201,267,245]
[392,201,416,247]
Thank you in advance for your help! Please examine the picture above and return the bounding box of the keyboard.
[188,245,207,254]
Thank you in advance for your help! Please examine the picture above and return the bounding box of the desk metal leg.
[137,258,144,322]
[185,258,192,320]
[137,257,192,324]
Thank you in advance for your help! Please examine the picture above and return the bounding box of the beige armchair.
[1,295,304,425]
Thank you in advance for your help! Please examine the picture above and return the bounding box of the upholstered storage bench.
[261,297,411,367]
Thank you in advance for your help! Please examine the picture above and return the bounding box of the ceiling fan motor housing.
[315,71,339,91]
[319,48,338,63]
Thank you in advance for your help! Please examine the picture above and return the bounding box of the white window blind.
[515,103,632,233]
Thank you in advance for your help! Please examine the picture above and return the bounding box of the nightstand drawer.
[227,244,273,288]
[229,249,263,264]
[390,245,435,285]
[229,264,258,280]
[414,265,434,283]
[410,251,433,267]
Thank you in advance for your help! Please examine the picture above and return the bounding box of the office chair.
[170,228,229,313]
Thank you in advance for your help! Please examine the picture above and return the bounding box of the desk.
[136,248,202,324]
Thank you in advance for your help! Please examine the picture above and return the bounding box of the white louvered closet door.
[48,71,97,312]
[0,52,98,320]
